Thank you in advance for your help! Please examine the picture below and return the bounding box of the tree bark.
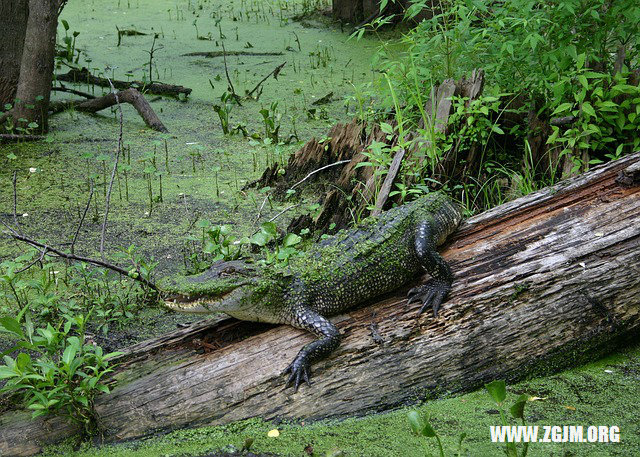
[9,0,65,133]
[0,0,29,107]
[2,153,640,456]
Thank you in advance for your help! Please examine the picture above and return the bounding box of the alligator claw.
[284,355,312,392]
[407,279,451,317]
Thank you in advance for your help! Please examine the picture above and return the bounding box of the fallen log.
[57,68,192,98]
[2,153,640,456]
[0,134,45,143]
[49,88,169,133]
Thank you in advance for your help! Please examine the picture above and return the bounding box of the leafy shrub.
[353,0,640,213]
[0,312,121,434]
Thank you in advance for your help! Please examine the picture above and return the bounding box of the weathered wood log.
[2,153,640,456]
[60,88,168,133]
[0,134,45,143]
[57,68,192,98]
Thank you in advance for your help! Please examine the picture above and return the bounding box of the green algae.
[39,342,640,457]
[1,0,380,266]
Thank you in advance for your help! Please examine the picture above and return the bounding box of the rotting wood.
[182,51,284,58]
[2,152,639,456]
[371,147,405,217]
[71,88,168,133]
[262,70,484,232]
[57,68,192,98]
[0,134,45,143]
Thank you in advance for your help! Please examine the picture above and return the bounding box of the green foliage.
[407,409,466,456]
[485,379,536,457]
[546,68,640,172]
[0,312,121,434]
[250,221,302,266]
[213,91,234,135]
[259,102,282,144]
[0,247,157,335]
[406,380,536,456]
[354,0,640,214]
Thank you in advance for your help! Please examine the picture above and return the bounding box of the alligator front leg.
[284,307,341,392]
[407,220,454,316]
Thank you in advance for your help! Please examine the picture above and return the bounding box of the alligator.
[162,192,463,391]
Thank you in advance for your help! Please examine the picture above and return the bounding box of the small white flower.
[604,369,613,373]
[144,211,149,216]
[29,167,37,173]
[22,213,28,217]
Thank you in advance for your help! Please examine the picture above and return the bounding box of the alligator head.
[160,260,286,322]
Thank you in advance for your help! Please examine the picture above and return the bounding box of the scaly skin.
[163,193,462,391]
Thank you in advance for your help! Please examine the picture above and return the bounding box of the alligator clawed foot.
[284,355,312,393]
[407,279,451,317]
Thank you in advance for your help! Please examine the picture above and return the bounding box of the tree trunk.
[10,0,65,133]
[0,0,29,107]
[2,153,640,456]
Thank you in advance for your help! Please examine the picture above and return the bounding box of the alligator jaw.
[164,291,233,313]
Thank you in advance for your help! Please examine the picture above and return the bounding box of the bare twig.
[6,232,158,291]
[71,181,94,255]
[255,196,268,223]
[221,41,242,106]
[15,247,48,274]
[12,171,20,234]
[290,159,351,190]
[51,84,96,99]
[268,204,300,222]
[246,62,286,98]
[100,80,124,260]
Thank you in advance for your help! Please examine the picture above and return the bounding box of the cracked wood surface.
[2,152,640,456]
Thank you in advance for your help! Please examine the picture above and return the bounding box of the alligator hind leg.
[407,220,454,316]
[284,307,341,392]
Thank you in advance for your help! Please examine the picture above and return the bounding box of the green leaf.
[0,366,19,379]
[97,384,110,394]
[260,222,277,237]
[485,380,507,404]
[422,422,437,437]
[576,53,586,70]
[62,345,77,366]
[28,403,47,410]
[282,233,301,247]
[510,394,529,419]
[16,352,31,369]
[0,317,24,338]
[551,103,573,116]
[407,410,424,435]
[203,241,217,254]
[250,232,269,247]
[491,125,504,135]
[582,102,596,118]
[61,19,70,31]
[577,75,588,89]
[379,122,394,134]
